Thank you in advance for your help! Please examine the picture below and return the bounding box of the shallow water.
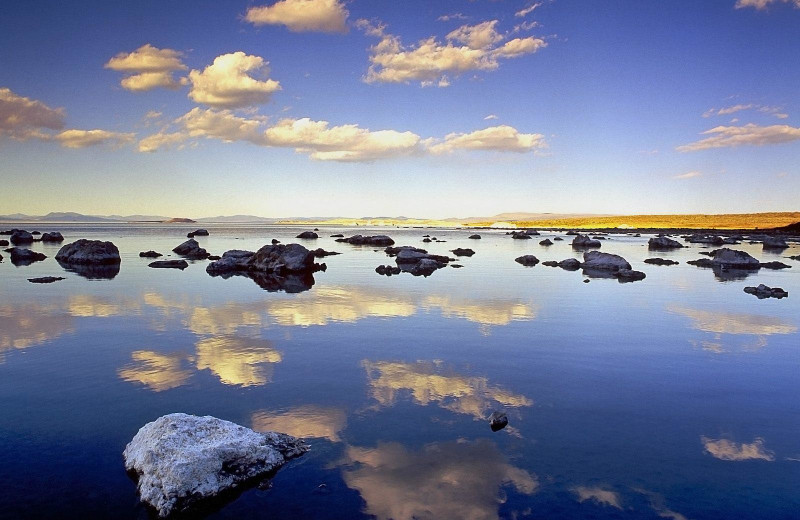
[1,224,798,519]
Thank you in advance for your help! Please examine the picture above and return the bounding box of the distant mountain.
[195,215,277,223]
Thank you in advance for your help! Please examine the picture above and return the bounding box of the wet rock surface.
[172,239,210,260]
[139,251,163,258]
[644,258,679,266]
[10,248,47,266]
[515,255,540,266]
[571,234,601,248]
[744,284,788,299]
[56,239,121,265]
[28,276,66,284]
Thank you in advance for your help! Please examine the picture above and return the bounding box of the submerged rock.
[139,250,163,258]
[123,413,308,518]
[644,258,679,266]
[41,232,64,242]
[56,239,121,265]
[744,284,788,299]
[468,234,481,239]
[148,260,189,270]
[10,230,34,245]
[172,239,210,260]
[515,255,539,266]
[571,234,601,248]
[648,236,683,249]
[28,276,66,284]
[335,235,394,246]
[760,261,791,270]
[489,411,508,432]
[311,248,340,258]
[451,248,475,257]
[10,248,47,266]
[296,231,319,239]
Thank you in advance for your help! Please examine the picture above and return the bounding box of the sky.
[1,0,799,219]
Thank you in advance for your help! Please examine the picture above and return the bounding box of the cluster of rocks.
[687,248,791,272]
[206,243,325,292]
[540,251,646,282]
[382,245,454,276]
[335,235,395,246]
[542,258,581,270]
[571,234,602,248]
[510,230,539,239]
[173,239,210,260]
[55,239,122,279]
[375,264,402,276]
[186,229,209,238]
[743,284,788,299]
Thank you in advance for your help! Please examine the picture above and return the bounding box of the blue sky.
[1,0,798,218]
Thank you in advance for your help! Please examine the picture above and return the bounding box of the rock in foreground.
[744,284,788,299]
[123,413,308,518]
[56,239,121,264]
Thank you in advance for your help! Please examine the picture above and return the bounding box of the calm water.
[1,224,799,519]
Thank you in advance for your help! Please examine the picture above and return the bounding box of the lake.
[1,224,798,519]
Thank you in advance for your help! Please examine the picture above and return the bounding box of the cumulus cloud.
[54,129,135,149]
[427,125,546,154]
[188,52,281,108]
[0,87,65,139]
[701,436,775,461]
[677,123,800,151]
[105,44,187,92]
[735,0,800,9]
[245,0,349,33]
[357,19,546,86]
[516,2,542,17]
[673,170,702,179]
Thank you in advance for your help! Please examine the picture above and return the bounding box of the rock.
[710,248,760,268]
[207,255,221,261]
[744,284,788,299]
[271,239,280,244]
[384,246,451,276]
[571,234,601,248]
[687,258,714,268]
[207,244,320,277]
[542,260,558,267]
[523,229,540,236]
[41,232,64,242]
[10,248,47,266]
[789,255,800,261]
[335,235,395,246]
[54,239,121,265]
[468,234,481,239]
[172,239,210,260]
[28,276,66,284]
[615,268,646,282]
[330,234,344,238]
[511,232,531,240]
[10,230,34,245]
[583,279,590,283]
[581,251,631,271]
[296,231,319,239]
[566,230,578,235]
[148,260,189,270]
[762,236,788,249]
[553,237,564,241]
[405,257,447,276]
[558,258,582,270]
[31,231,41,235]
[539,239,553,246]
[191,229,209,236]
[451,248,475,257]
[648,236,683,249]
[722,237,740,245]
[685,234,724,245]
[123,413,308,518]
[488,411,508,432]
[422,238,432,243]
[515,255,540,266]
[760,261,791,270]
[0,240,7,247]
[644,258,679,266]
[139,251,163,258]
[451,264,463,268]
[375,265,401,276]
[311,248,340,258]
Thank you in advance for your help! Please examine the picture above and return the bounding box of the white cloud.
[673,170,702,179]
[677,123,800,151]
[437,13,468,22]
[701,436,775,461]
[735,0,800,9]
[0,87,65,139]
[703,103,789,119]
[484,114,498,120]
[515,2,542,17]
[138,131,188,153]
[427,125,546,154]
[55,129,135,149]
[105,44,187,92]
[245,0,349,33]
[357,19,546,87]
[188,52,281,108]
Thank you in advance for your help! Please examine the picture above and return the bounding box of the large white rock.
[123,413,308,517]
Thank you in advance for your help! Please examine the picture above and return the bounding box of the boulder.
[762,236,788,249]
[615,268,646,282]
[468,234,481,239]
[644,258,679,266]
[206,244,318,276]
[648,236,683,249]
[571,234,601,248]
[375,265,401,276]
[148,260,189,270]
[271,239,280,245]
[405,257,446,276]
[28,276,65,284]
[542,261,558,267]
[10,248,47,266]
[581,251,631,271]
[515,255,539,266]
[123,413,308,518]
[10,230,33,245]
[335,235,394,246]
[687,258,714,268]
[558,258,582,270]
[553,237,564,241]
[55,239,121,265]
[311,248,340,258]
[0,239,8,246]
[41,232,64,242]
[760,261,791,270]
[710,248,760,268]
[539,239,553,246]
[422,238,432,243]
[511,232,531,240]
[743,284,788,299]
[172,239,210,260]
[139,251,163,258]
[566,230,578,235]
[489,411,508,432]
[451,248,475,257]
[191,229,209,236]
[296,231,318,239]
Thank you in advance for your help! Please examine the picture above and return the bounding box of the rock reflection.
[195,336,282,387]
[701,436,775,461]
[362,360,532,420]
[251,406,347,442]
[0,303,74,362]
[57,260,120,280]
[117,350,194,391]
[340,439,537,520]
[210,270,315,293]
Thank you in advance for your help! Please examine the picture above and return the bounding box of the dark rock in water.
[760,261,791,270]
[423,235,430,238]
[59,262,120,280]
[591,236,606,240]
[710,248,760,268]
[28,276,66,284]
[468,234,481,239]
[422,238,432,243]
[615,268,646,282]
[566,230,578,235]
[41,232,64,242]
[31,231,41,235]
[296,231,319,239]
[10,248,47,266]
[511,232,531,240]
[488,411,508,432]
[648,236,683,249]
[722,237,740,245]
[685,234,724,245]
[139,251,163,258]
[10,230,34,245]
[744,284,788,299]
[571,234,601,248]
[762,236,788,249]
[187,229,209,238]
[0,253,2,261]
[312,248,340,258]
[581,251,631,271]
[206,244,323,288]
[644,258,679,266]
[385,245,426,257]
[123,413,308,518]
[271,239,280,244]
[558,258,581,270]
[336,235,394,246]
[330,234,344,238]
[0,240,8,247]
[57,239,121,265]
[375,265,401,276]
[698,251,715,257]
[539,239,553,246]
[553,237,564,241]
[172,239,210,260]
[207,255,221,261]
[451,264,463,268]
[405,257,447,276]
[149,260,189,270]
[687,258,714,268]
[515,255,539,266]
[788,255,800,261]
[542,260,559,267]
[583,279,590,283]
[451,248,475,257]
